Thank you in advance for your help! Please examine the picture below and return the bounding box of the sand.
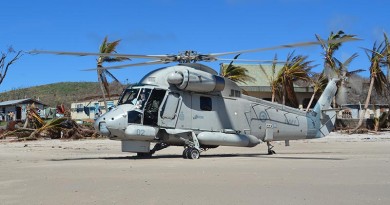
[1,132,390,205]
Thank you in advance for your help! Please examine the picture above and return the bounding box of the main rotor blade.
[82,60,168,71]
[29,50,173,60]
[209,38,361,57]
[217,58,285,63]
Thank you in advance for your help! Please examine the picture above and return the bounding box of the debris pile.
[0,105,99,140]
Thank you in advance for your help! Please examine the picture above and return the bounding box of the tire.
[182,149,188,159]
[188,148,200,159]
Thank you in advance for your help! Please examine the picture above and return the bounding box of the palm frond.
[36,118,68,133]
[276,51,313,106]
[99,36,108,53]
[220,64,255,84]
[105,40,121,53]
[365,40,389,96]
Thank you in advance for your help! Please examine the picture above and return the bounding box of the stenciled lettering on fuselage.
[193,114,204,120]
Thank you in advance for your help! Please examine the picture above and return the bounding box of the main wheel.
[182,149,189,159]
[187,148,200,159]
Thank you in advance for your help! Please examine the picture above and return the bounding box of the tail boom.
[311,78,339,138]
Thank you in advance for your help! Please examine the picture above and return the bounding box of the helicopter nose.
[94,113,111,136]
[94,104,134,137]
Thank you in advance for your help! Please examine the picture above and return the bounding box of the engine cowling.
[167,69,225,92]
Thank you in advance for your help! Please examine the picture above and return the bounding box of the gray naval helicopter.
[31,39,355,159]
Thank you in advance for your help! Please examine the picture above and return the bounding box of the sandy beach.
[1,132,390,205]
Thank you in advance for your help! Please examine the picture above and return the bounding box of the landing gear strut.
[267,141,276,155]
[150,142,169,154]
[181,132,201,159]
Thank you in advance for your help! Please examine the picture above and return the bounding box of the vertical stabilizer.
[312,78,339,138]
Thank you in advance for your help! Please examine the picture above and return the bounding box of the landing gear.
[267,141,276,155]
[182,147,200,159]
[150,142,169,154]
[181,132,201,159]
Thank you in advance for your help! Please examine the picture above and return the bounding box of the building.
[0,98,48,121]
[337,104,390,129]
[223,64,315,109]
[338,104,389,119]
[71,98,119,120]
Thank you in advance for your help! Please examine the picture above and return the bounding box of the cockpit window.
[118,88,153,109]
[135,89,151,109]
[118,88,140,105]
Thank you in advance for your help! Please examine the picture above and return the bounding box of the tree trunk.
[97,64,108,114]
[351,76,375,133]
[282,76,286,105]
[271,87,275,102]
[306,91,316,112]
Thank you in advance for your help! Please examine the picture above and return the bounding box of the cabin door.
[160,92,182,128]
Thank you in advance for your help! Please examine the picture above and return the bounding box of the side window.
[200,96,212,111]
[161,93,180,119]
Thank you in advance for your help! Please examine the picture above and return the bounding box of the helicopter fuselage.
[94,63,337,157]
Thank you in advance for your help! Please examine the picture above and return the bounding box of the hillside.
[0,82,125,108]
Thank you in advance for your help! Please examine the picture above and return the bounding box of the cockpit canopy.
[118,87,152,110]
[118,86,167,126]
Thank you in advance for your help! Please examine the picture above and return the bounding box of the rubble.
[0,105,100,141]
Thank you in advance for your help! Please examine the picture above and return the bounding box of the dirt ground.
[1,132,390,205]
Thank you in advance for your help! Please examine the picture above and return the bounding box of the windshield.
[118,88,140,105]
[118,88,152,108]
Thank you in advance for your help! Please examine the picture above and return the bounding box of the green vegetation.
[0,81,125,108]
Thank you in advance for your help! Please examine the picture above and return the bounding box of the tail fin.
[312,78,339,138]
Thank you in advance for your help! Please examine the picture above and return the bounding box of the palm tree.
[220,54,255,84]
[97,36,129,111]
[316,31,356,78]
[333,53,365,106]
[384,33,390,82]
[306,73,327,111]
[351,40,389,132]
[276,51,314,107]
[316,31,357,108]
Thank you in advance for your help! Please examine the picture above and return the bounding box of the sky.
[1,0,390,92]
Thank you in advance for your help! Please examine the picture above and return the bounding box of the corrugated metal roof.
[0,98,47,106]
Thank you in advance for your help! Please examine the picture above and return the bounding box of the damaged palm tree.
[276,51,314,107]
[1,105,98,140]
[351,35,390,133]
[97,36,130,112]
[220,54,255,84]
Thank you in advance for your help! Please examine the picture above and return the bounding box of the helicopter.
[30,38,357,159]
